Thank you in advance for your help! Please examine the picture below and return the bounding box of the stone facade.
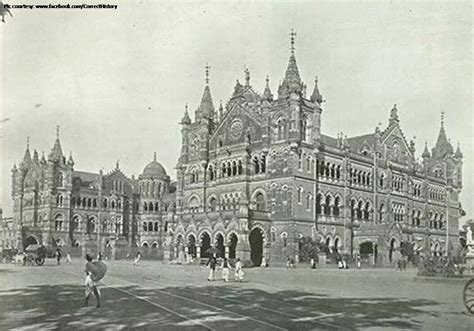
[9,36,464,265]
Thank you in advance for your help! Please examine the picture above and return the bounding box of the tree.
[299,237,322,262]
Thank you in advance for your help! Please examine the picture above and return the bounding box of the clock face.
[229,119,243,141]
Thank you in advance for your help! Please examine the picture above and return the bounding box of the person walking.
[56,249,62,266]
[221,257,230,282]
[84,254,101,308]
[133,252,141,267]
[234,258,244,282]
[310,258,316,269]
[206,254,217,281]
[66,253,72,264]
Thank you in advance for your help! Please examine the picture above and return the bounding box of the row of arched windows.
[413,184,422,197]
[411,209,422,227]
[428,188,445,201]
[350,168,371,186]
[253,155,266,174]
[142,221,160,232]
[112,179,124,192]
[220,160,243,178]
[139,180,165,196]
[392,176,404,191]
[351,200,371,220]
[316,194,342,217]
[391,202,405,222]
[428,211,444,229]
[143,201,160,213]
[70,196,121,210]
[317,160,342,180]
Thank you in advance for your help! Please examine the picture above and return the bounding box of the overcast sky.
[1,1,472,219]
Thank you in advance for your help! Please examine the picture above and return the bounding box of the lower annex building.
[9,33,464,265]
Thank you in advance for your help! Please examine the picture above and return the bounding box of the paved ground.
[0,259,472,330]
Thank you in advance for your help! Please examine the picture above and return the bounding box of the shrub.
[417,256,464,278]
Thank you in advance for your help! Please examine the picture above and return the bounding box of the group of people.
[206,254,244,282]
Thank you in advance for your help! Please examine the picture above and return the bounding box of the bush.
[417,256,464,278]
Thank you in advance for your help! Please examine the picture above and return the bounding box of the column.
[225,245,229,259]
[196,246,201,259]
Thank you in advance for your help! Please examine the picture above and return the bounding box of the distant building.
[11,33,464,265]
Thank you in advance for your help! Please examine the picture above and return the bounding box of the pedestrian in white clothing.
[234,258,244,282]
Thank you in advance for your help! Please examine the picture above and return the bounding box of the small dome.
[141,153,167,178]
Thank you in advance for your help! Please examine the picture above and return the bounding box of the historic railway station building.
[10,34,464,266]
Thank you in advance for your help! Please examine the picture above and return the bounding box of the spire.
[432,112,453,158]
[21,136,32,169]
[153,152,157,162]
[310,76,323,104]
[196,64,215,122]
[181,103,191,125]
[33,149,39,163]
[49,125,64,162]
[278,29,303,98]
[68,151,75,166]
[263,75,273,101]
[455,143,463,159]
[422,142,430,159]
[389,104,399,125]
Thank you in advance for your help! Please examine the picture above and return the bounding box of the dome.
[141,153,167,178]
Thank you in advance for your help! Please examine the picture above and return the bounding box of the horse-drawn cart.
[24,244,48,266]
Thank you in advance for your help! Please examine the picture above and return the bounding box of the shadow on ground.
[0,283,440,330]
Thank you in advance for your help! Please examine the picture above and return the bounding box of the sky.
[0,1,472,219]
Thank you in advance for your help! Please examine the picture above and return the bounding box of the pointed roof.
[21,137,32,169]
[33,149,39,163]
[455,143,463,159]
[278,30,304,98]
[422,142,431,158]
[181,103,191,125]
[310,76,323,104]
[68,151,75,166]
[432,113,454,158]
[49,125,64,162]
[262,76,273,101]
[195,65,215,122]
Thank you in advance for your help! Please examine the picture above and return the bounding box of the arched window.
[208,165,214,181]
[261,155,266,173]
[306,194,311,211]
[238,160,243,175]
[324,195,331,215]
[302,119,309,142]
[148,201,153,212]
[55,214,64,231]
[155,202,159,211]
[56,172,64,187]
[364,202,370,220]
[281,232,288,247]
[148,222,153,232]
[189,197,199,213]
[143,202,148,212]
[336,165,341,179]
[142,222,147,232]
[256,192,265,211]
[232,161,237,176]
[271,228,277,242]
[333,197,340,217]
[227,162,232,177]
[209,197,217,212]
[357,201,363,219]
[306,157,311,172]
[297,187,303,204]
[154,222,159,232]
[316,194,322,215]
[88,217,96,234]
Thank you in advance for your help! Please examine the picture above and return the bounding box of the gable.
[382,126,413,159]
[210,103,264,149]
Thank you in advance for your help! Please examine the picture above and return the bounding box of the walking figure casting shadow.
[1,2,13,23]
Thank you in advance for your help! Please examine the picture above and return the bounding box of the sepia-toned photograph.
[0,1,473,329]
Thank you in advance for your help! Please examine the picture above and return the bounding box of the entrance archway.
[249,227,264,266]
[334,237,340,253]
[215,233,225,258]
[229,233,238,259]
[200,232,211,258]
[389,238,396,263]
[188,234,196,258]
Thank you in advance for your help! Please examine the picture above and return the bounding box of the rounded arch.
[151,241,158,248]
[141,241,149,247]
[249,226,265,266]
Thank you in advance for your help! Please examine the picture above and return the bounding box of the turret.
[310,76,323,104]
[431,112,454,159]
[262,76,273,102]
[180,103,191,125]
[194,64,215,123]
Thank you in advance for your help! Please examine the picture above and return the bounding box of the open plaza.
[0,259,471,330]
